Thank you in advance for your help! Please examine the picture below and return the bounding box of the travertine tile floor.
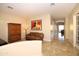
[42,39,79,56]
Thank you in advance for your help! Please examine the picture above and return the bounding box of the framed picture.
[31,20,42,30]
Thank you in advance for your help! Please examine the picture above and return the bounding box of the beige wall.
[27,14,53,41]
[0,13,54,42]
[50,16,55,40]
[65,4,79,46]
[65,16,73,44]
[0,13,27,42]
[65,17,69,40]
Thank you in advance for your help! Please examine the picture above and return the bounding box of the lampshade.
[70,24,73,31]
[50,25,53,30]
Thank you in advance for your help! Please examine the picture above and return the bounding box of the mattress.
[0,41,42,56]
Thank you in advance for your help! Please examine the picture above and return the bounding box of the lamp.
[70,24,73,31]
[25,27,29,34]
[25,25,31,34]
[50,25,53,31]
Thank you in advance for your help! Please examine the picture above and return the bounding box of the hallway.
[42,39,79,56]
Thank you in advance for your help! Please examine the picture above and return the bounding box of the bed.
[0,40,42,56]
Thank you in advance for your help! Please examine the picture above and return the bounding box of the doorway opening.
[58,25,64,41]
[57,22,64,41]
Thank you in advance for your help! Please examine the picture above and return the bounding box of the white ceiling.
[0,3,77,19]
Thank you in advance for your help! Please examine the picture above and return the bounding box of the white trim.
[73,15,76,47]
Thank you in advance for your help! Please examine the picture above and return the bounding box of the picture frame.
[31,20,42,30]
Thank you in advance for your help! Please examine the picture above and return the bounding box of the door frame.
[57,22,65,40]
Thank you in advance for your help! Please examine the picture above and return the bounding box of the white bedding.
[0,41,42,56]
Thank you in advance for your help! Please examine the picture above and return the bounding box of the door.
[8,23,21,43]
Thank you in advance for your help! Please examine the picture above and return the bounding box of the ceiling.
[0,3,77,19]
